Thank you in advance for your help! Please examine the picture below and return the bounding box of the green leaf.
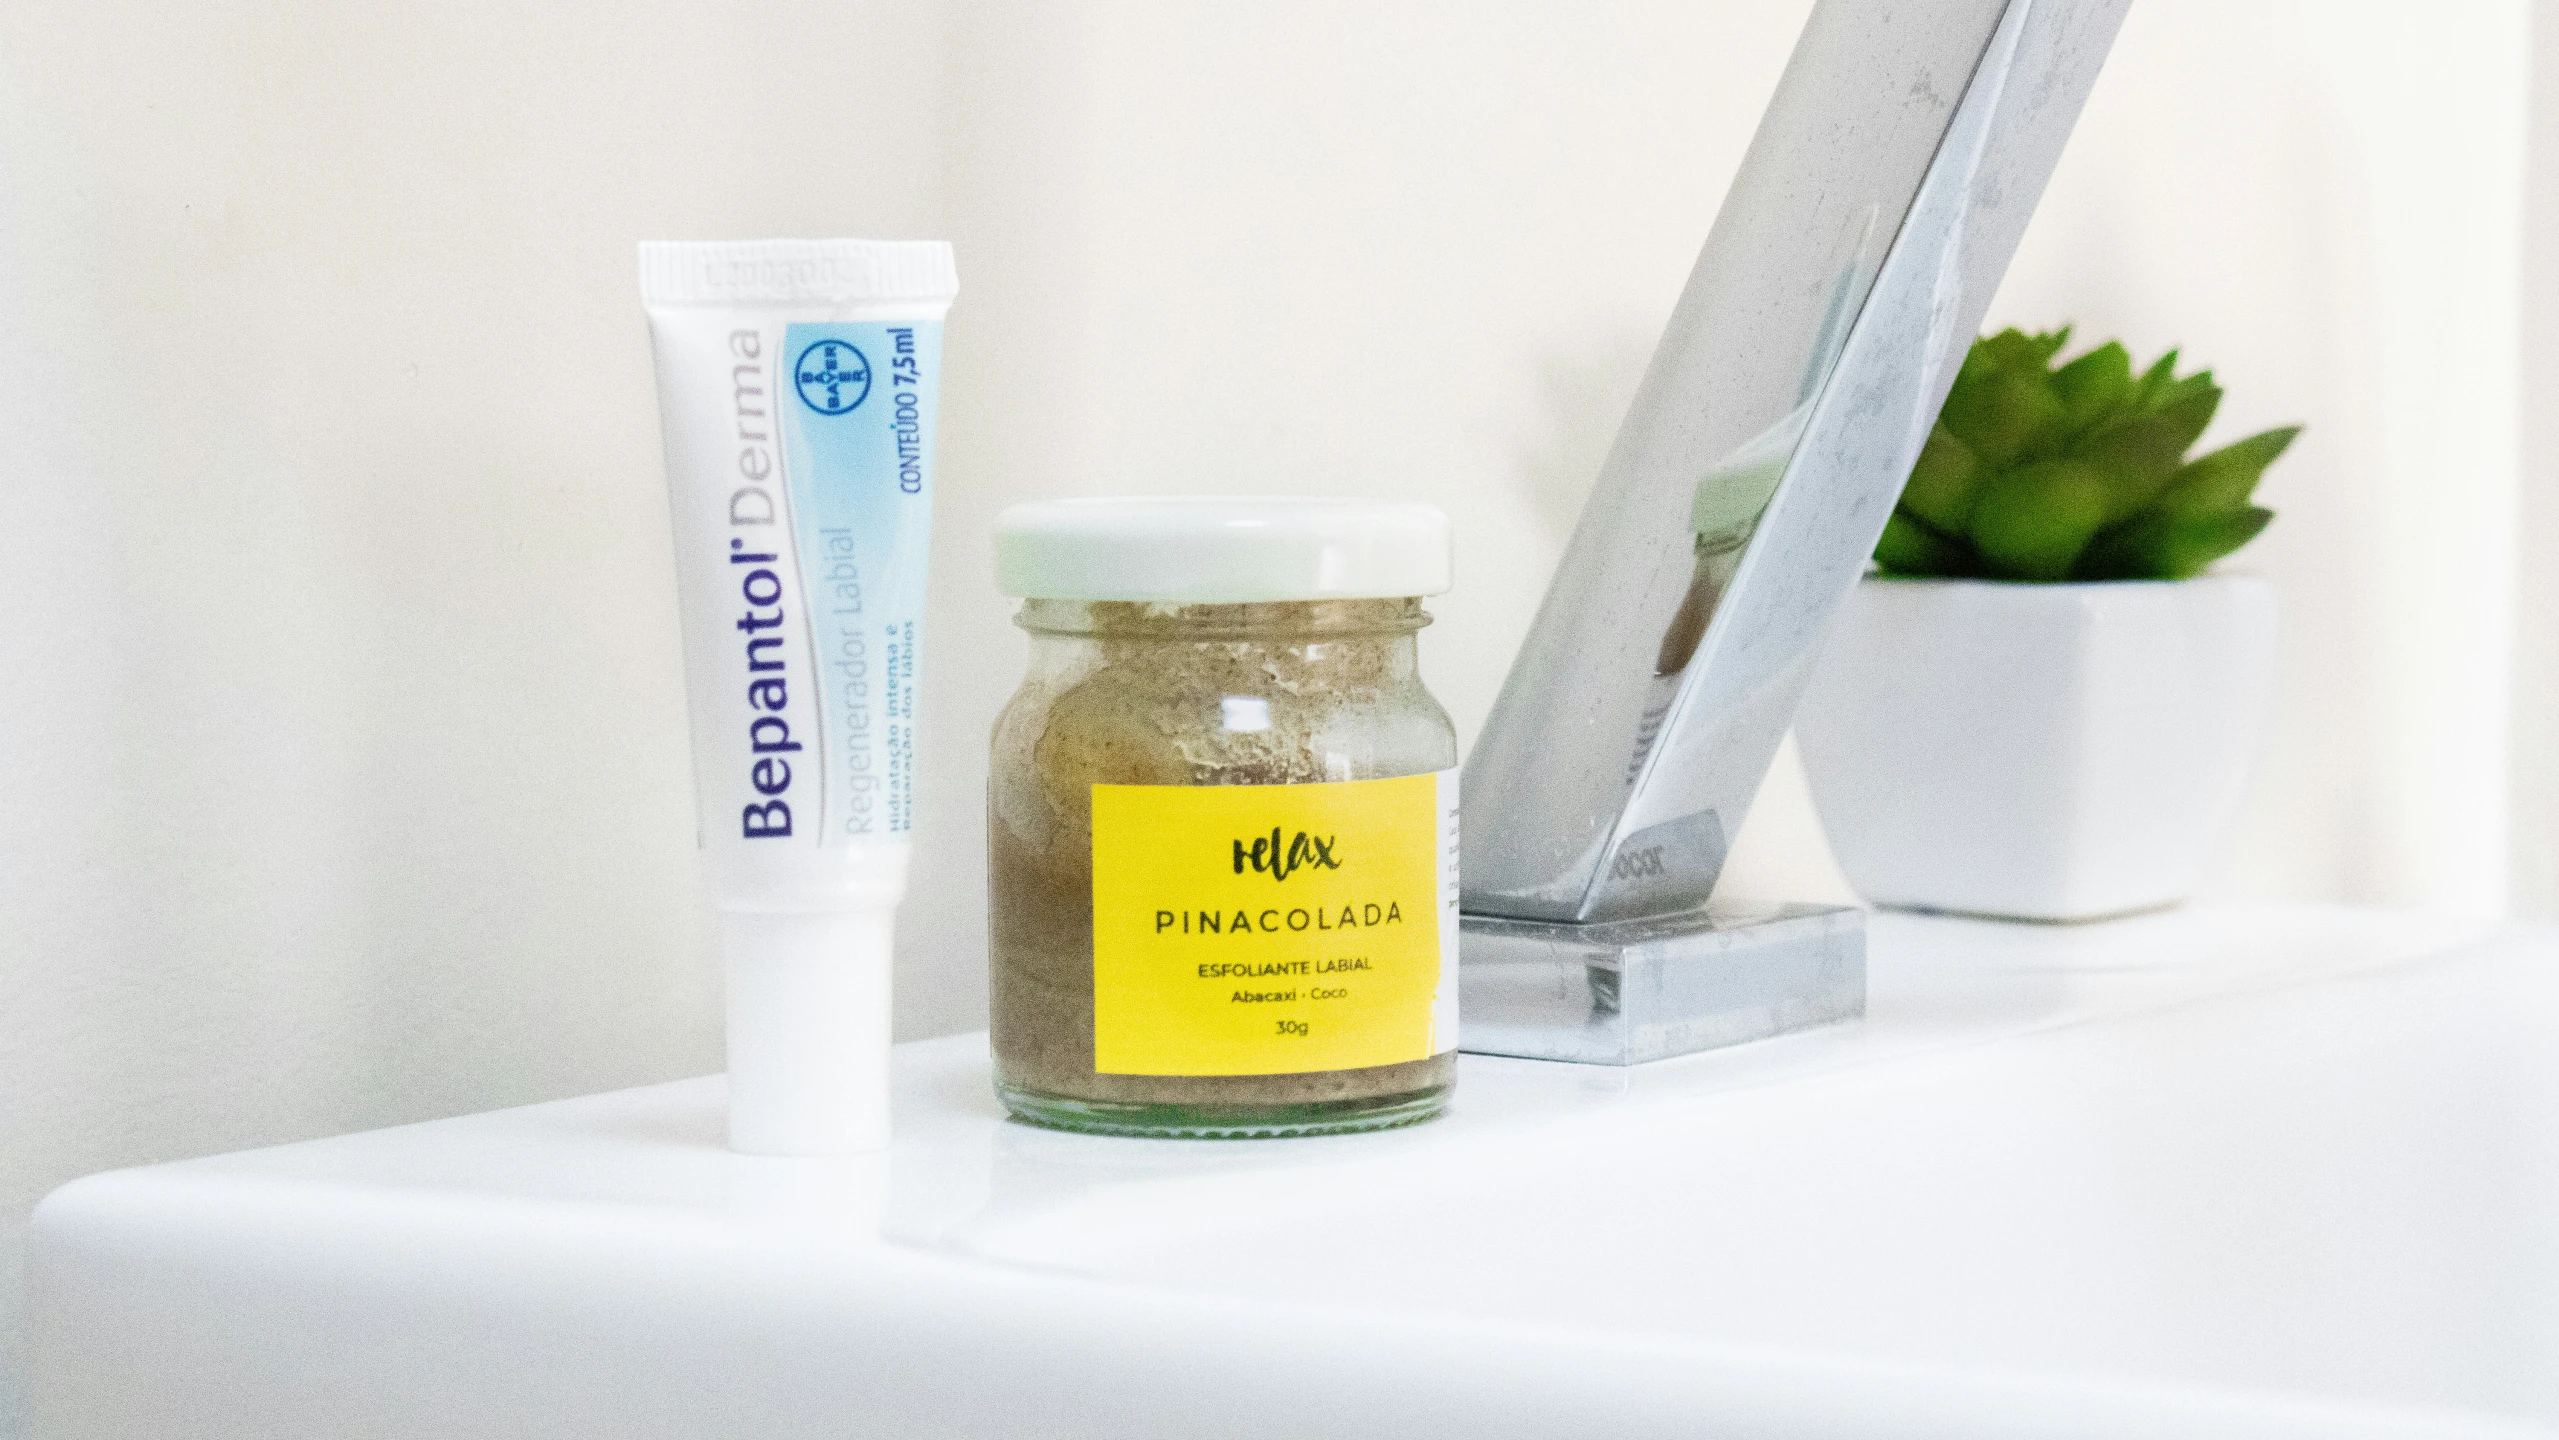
[1899,422,1982,533]
[1873,508,1976,577]
[2152,382,2220,455]
[2049,341,2132,436]
[2150,425,2301,519]
[1967,460,2111,581]
[2146,506,2277,578]
[2070,412,2192,522]
[2075,505,2276,580]
[2132,348,2183,409]
[1973,327,2066,378]
[1952,342,1995,395]
[2145,365,2211,406]
[1939,368,2064,469]
[2073,515,2161,580]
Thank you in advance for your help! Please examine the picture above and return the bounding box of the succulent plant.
[1875,327,2297,582]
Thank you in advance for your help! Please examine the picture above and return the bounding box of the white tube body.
[640,239,955,1154]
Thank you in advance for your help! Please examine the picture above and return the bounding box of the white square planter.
[1794,576,2277,921]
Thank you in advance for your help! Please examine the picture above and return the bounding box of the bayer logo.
[793,339,872,415]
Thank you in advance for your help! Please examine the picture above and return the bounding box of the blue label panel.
[778,319,942,844]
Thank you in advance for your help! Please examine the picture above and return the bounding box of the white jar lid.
[995,496,1452,602]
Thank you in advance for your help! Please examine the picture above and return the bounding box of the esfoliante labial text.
[640,239,955,1155]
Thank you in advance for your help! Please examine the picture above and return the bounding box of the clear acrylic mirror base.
[1457,903,1865,1065]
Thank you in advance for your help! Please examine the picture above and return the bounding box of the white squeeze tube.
[639,239,956,1155]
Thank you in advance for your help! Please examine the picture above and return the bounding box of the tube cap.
[721,908,893,1156]
[995,496,1451,603]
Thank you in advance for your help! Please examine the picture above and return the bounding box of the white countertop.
[29,905,2559,1439]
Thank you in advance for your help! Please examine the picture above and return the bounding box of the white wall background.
[0,0,2542,1427]
[2522,1,2559,923]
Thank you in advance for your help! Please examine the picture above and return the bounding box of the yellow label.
[1090,772,1454,1077]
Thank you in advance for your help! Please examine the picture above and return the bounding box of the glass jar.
[988,499,1459,1138]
